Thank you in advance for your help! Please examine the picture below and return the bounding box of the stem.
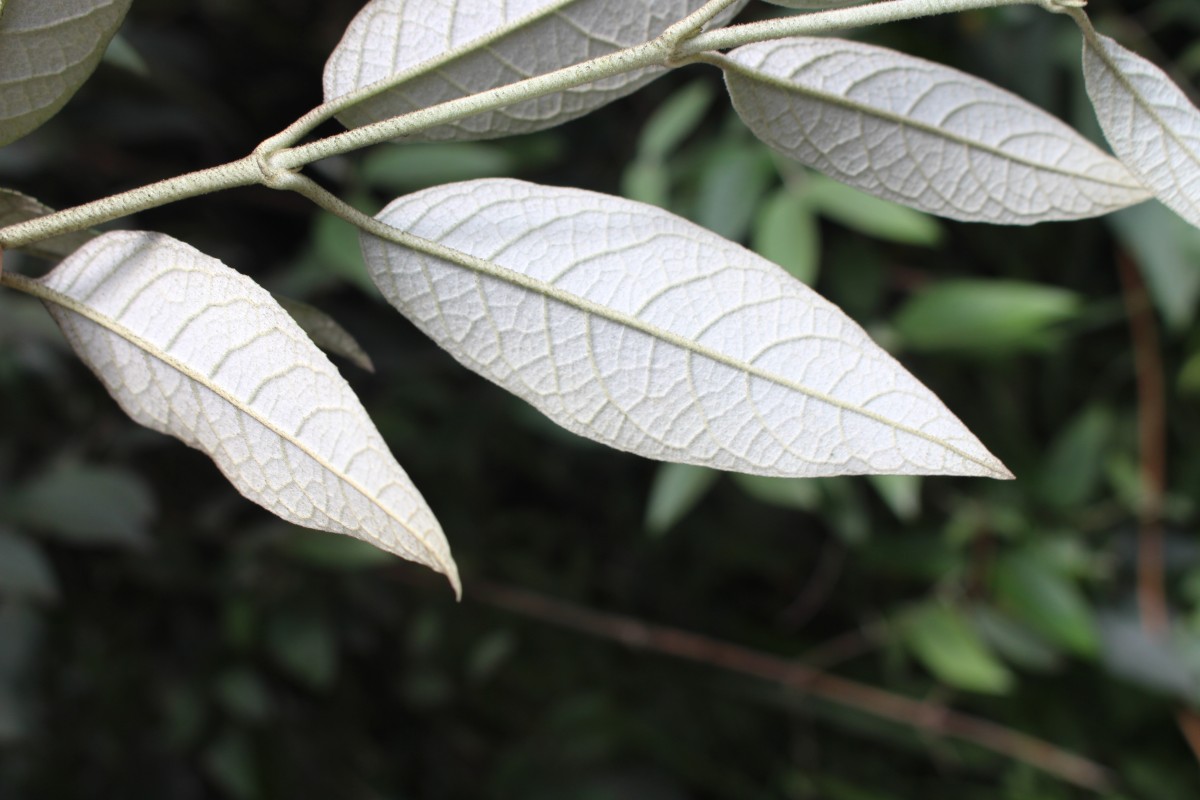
[0,0,1059,250]
[679,0,1047,56]
[270,39,669,170]
[443,576,1111,792]
[0,156,263,250]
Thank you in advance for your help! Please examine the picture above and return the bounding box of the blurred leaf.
[637,79,715,160]
[102,32,149,77]
[644,463,719,537]
[1109,201,1200,333]
[278,527,395,571]
[214,668,273,723]
[467,629,517,684]
[898,600,1014,694]
[272,294,375,372]
[361,142,518,192]
[970,604,1062,673]
[0,684,25,743]
[202,729,259,800]
[993,551,1098,657]
[621,158,671,207]
[731,473,820,512]
[0,603,42,681]
[894,279,1081,356]
[1036,405,1113,510]
[867,474,921,522]
[1098,611,1196,702]
[266,608,337,690]
[804,174,944,247]
[693,141,775,241]
[10,463,155,548]
[753,186,820,284]
[312,208,379,296]
[0,528,58,601]
[1180,347,1200,398]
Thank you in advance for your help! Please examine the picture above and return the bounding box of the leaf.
[322,0,749,140]
[644,463,719,536]
[898,600,1014,694]
[1082,31,1200,229]
[272,294,375,372]
[804,174,943,247]
[10,463,154,548]
[637,79,716,161]
[893,279,1081,356]
[0,0,133,146]
[1108,201,1200,332]
[0,528,58,601]
[362,179,1010,479]
[753,186,820,285]
[992,550,1098,657]
[763,1,868,8]
[732,473,821,512]
[693,140,776,240]
[266,608,337,690]
[722,37,1150,224]
[0,188,96,260]
[35,231,459,594]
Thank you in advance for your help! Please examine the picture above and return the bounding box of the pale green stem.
[680,0,1056,55]
[0,155,262,250]
[270,39,669,171]
[0,0,1056,252]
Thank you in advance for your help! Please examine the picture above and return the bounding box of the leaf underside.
[362,179,1011,480]
[723,37,1150,224]
[39,232,459,594]
[322,0,748,141]
[0,0,133,147]
[1083,32,1200,230]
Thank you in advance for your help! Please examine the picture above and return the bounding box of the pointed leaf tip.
[1083,32,1200,230]
[38,231,459,593]
[723,37,1149,224]
[362,179,1010,480]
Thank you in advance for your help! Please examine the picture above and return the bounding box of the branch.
[404,571,1111,792]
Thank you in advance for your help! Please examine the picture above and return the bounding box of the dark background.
[3,0,1200,797]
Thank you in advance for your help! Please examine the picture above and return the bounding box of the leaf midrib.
[15,273,453,580]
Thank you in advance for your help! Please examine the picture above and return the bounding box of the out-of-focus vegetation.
[3,0,1200,797]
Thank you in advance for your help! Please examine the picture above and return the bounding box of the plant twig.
[414,574,1111,791]
[1116,250,1200,764]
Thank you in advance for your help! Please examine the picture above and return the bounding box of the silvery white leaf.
[762,0,867,7]
[362,179,1010,479]
[0,0,132,146]
[723,37,1150,224]
[323,0,748,140]
[39,232,459,594]
[1083,32,1200,229]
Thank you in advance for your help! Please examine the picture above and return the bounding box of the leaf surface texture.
[723,38,1149,224]
[362,179,1010,479]
[323,0,747,140]
[38,232,459,593]
[0,0,132,146]
[1083,32,1200,229]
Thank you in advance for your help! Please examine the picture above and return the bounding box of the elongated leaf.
[322,0,748,140]
[899,600,1014,694]
[0,0,132,146]
[723,38,1150,224]
[1083,32,1200,229]
[362,179,1010,479]
[35,231,459,593]
[272,294,375,372]
[0,188,96,260]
